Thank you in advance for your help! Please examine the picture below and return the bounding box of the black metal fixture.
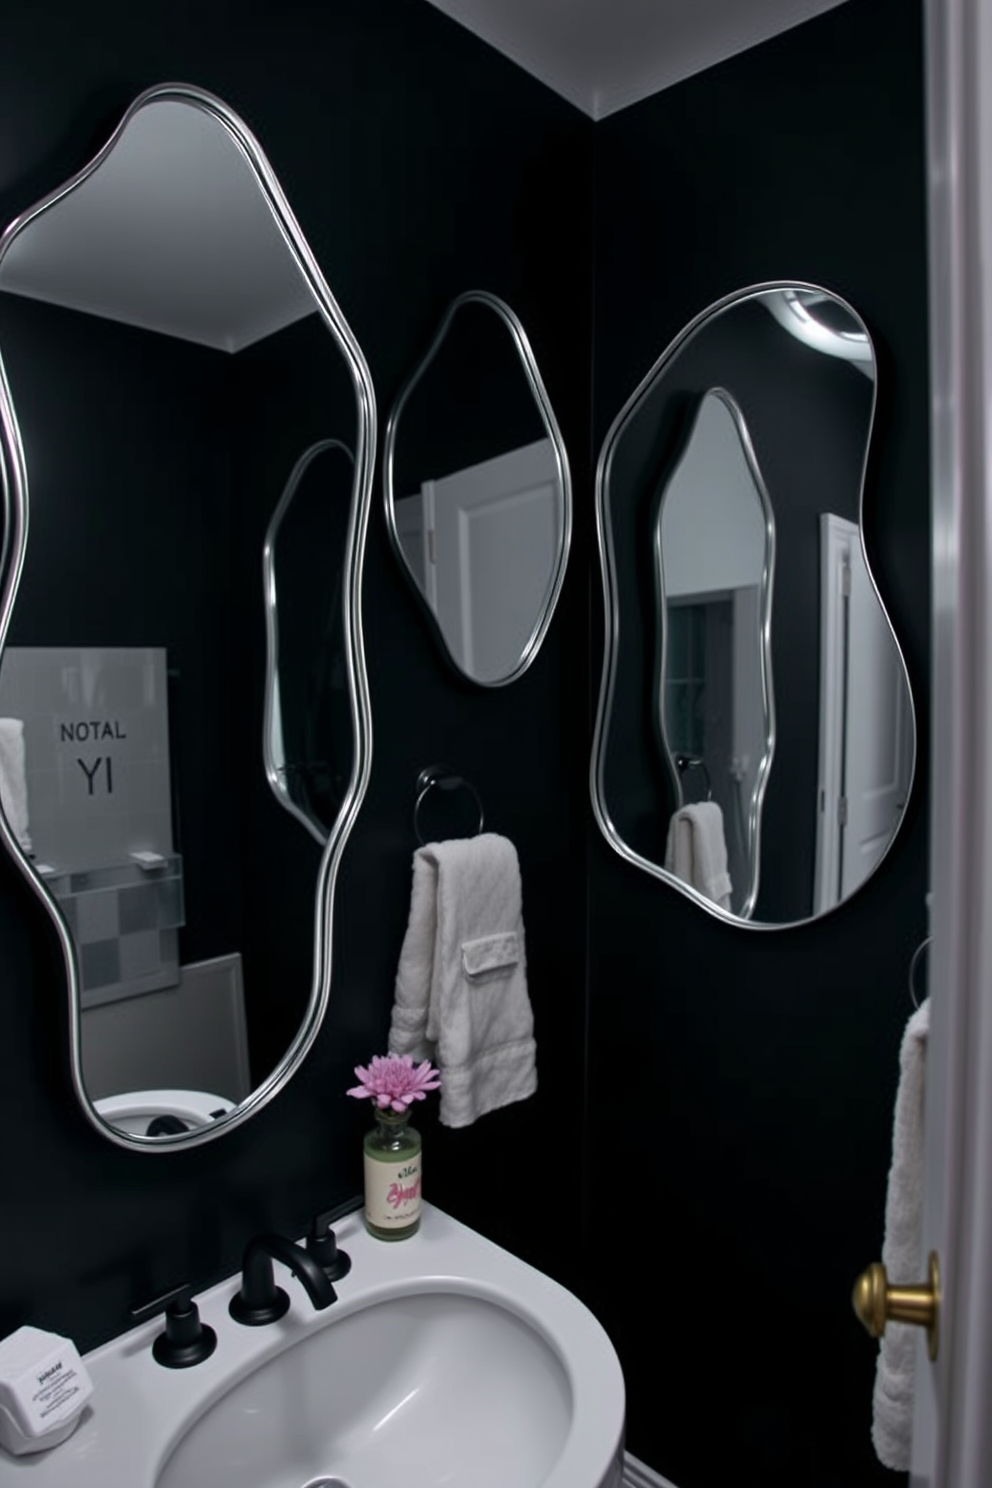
[130,1283,217,1368]
[229,1233,337,1326]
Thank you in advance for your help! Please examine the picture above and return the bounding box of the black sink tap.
[229,1233,338,1326]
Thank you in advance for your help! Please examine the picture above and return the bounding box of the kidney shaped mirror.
[592,282,914,927]
[384,291,571,685]
[0,84,375,1146]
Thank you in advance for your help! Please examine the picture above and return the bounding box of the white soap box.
[0,1325,93,1456]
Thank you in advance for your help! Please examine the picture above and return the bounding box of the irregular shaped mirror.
[0,85,375,1146]
[384,291,571,685]
[592,282,914,927]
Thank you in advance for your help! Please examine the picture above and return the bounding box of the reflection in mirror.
[655,390,775,918]
[384,291,571,685]
[0,84,376,1146]
[592,282,915,927]
[264,439,356,847]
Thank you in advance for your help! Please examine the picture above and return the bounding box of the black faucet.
[229,1233,338,1326]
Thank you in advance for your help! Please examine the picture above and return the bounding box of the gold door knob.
[852,1250,941,1361]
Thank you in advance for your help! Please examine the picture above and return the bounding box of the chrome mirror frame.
[263,437,356,849]
[591,279,915,929]
[0,83,376,1149]
[383,289,572,687]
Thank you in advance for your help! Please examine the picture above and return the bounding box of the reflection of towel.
[0,718,31,854]
[664,802,731,909]
[388,833,537,1128]
[872,997,930,1471]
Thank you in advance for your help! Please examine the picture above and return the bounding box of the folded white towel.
[0,718,32,855]
[872,996,930,1471]
[388,833,537,1128]
[663,801,732,909]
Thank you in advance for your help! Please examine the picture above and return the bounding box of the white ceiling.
[423,0,851,120]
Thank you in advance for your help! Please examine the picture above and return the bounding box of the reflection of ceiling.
[0,100,315,353]
[423,0,851,119]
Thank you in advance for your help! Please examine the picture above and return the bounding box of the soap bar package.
[0,1325,93,1456]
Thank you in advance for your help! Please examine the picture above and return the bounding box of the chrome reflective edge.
[0,83,376,1149]
[382,289,572,687]
[262,437,356,848]
[652,387,776,921]
[590,278,914,930]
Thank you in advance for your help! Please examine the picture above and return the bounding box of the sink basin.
[0,1203,624,1488]
[158,1287,573,1488]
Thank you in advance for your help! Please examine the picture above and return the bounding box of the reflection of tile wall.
[47,857,185,1008]
[0,647,184,1005]
[0,646,174,868]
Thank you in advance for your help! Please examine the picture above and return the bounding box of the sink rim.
[0,1203,625,1488]
[154,1275,581,1487]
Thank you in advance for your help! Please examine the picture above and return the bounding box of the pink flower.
[347,1052,441,1111]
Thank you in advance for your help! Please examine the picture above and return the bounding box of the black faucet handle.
[306,1211,352,1281]
[129,1283,218,1369]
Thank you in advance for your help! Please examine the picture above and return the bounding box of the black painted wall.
[0,0,593,1354]
[586,2,928,1485]
[0,2,930,1486]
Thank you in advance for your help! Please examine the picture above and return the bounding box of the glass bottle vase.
[362,1104,422,1241]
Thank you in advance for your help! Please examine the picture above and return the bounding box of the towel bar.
[908,935,930,1009]
[413,765,485,845]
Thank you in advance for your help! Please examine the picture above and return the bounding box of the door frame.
[920,0,992,1480]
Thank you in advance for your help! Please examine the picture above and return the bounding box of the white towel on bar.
[0,718,32,855]
[872,996,930,1471]
[663,801,732,910]
[388,833,537,1128]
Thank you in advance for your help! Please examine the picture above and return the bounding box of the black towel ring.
[413,764,485,845]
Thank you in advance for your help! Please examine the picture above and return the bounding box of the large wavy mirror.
[384,291,571,685]
[0,85,375,1147]
[592,282,914,927]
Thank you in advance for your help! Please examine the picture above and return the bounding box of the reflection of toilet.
[94,1089,233,1136]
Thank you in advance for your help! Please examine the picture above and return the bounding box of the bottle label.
[364,1150,422,1232]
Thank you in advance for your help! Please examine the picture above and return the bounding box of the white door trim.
[920,0,992,1482]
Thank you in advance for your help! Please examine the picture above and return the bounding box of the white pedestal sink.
[0,1203,625,1488]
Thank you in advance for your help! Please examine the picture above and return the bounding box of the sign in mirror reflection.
[0,86,373,1142]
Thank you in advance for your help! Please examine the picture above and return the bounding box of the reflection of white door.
[813,514,912,911]
[423,438,560,682]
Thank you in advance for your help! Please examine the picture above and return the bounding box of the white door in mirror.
[0,1204,625,1488]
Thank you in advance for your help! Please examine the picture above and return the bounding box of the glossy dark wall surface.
[0,1,931,1485]
[0,0,593,1348]
[587,2,928,1484]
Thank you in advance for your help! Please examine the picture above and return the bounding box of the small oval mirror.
[384,292,571,685]
[592,282,915,927]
